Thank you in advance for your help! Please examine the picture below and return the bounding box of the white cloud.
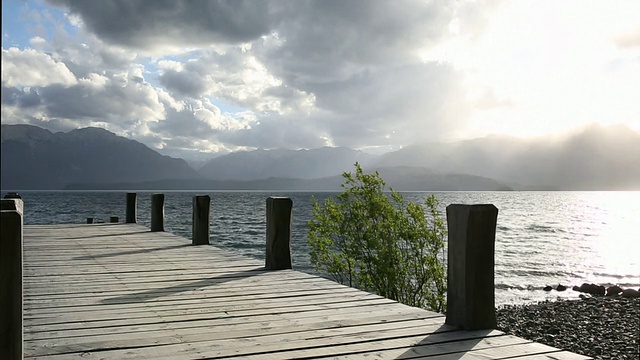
[1,47,77,87]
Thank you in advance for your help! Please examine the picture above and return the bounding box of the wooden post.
[126,192,137,223]
[445,204,498,330]
[0,199,23,359]
[265,197,293,270]
[3,192,21,200]
[192,195,211,245]
[150,193,164,232]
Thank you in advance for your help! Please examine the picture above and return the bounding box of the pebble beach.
[496,297,640,360]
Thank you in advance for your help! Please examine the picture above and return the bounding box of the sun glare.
[431,1,640,139]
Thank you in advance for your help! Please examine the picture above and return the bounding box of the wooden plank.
[22,271,328,296]
[24,293,392,324]
[24,299,420,336]
[25,316,450,357]
[21,223,586,360]
[506,352,592,359]
[23,280,355,307]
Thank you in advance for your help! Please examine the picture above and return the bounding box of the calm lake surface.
[6,190,639,306]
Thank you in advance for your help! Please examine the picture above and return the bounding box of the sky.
[2,0,639,160]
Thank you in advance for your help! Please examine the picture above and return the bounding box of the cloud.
[1,47,77,87]
[2,0,516,159]
[475,89,515,110]
[615,29,640,49]
[46,0,278,52]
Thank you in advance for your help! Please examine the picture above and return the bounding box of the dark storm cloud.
[159,68,208,99]
[1,85,42,108]
[46,0,278,49]
[256,0,454,83]
[38,79,162,123]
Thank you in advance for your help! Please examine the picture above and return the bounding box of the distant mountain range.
[67,166,511,191]
[199,147,376,181]
[375,124,640,190]
[1,125,198,190]
[2,123,639,190]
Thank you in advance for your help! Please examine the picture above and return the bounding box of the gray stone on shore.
[621,288,640,298]
[577,283,606,296]
[496,297,639,360]
[606,285,623,296]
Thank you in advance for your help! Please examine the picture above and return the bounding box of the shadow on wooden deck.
[73,243,192,260]
[100,267,266,304]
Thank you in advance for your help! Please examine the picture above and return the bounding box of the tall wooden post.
[0,199,24,359]
[150,193,164,232]
[265,197,293,270]
[445,204,498,330]
[126,192,137,223]
[192,195,211,245]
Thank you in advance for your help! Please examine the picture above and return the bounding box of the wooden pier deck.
[21,223,590,359]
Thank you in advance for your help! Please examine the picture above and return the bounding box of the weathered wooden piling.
[192,195,211,245]
[265,197,293,270]
[150,193,164,232]
[445,204,499,331]
[126,192,137,223]
[3,192,21,199]
[0,198,24,360]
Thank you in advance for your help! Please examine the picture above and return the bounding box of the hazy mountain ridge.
[1,124,199,190]
[3,123,637,191]
[199,147,377,181]
[65,166,511,191]
[374,124,640,190]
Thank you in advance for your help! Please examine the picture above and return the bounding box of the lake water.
[5,190,639,306]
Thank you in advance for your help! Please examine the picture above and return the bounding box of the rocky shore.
[496,296,639,360]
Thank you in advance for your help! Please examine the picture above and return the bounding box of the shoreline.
[496,296,639,360]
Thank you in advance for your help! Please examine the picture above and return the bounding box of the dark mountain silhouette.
[375,124,640,190]
[1,124,199,190]
[199,147,377,180]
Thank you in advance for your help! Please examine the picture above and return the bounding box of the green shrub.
[308,163,447,312]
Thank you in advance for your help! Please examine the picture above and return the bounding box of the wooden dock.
[18,223,591,359]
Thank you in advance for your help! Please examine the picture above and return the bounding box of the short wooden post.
[86,217,94,224]
[126,192,137,223]
[3,192,21,199]
[445,204,498,330]
[0,199,24,359]
[265,197,293,270]
[150,193,164,232]
[192,195,211,245]
[110,216,119,223]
